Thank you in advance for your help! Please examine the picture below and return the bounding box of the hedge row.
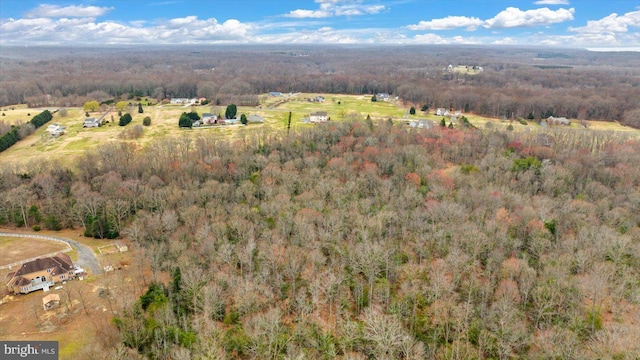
[0,110,53,153]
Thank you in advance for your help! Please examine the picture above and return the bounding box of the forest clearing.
[1,92,637,169]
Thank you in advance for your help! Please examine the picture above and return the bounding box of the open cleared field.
[1,93,639,169]
[0,105,43,125]
[0,236,70,268]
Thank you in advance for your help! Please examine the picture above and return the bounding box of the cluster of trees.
[0,117,639,358]
[0,110,53,152]
[2,46,640,126]
[178,111,201,128]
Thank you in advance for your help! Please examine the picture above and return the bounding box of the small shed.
[42,293,61,311]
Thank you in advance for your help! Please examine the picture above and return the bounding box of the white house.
[170,98,197,105]
[436,108,449,116]
[547,116,571,125]
[202,113,218,125]
[45,124,65,137]
[310,111,328,123]
[83,118,101,128]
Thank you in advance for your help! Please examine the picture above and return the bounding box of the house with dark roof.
[5,253,75,294]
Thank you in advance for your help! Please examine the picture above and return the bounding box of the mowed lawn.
[0,104,32,125]
[274,93,406,121]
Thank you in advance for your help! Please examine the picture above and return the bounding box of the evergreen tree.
[178,113,192,128]
[186,111,200,121]
[410,106,416,115]
[119,113,132,126]
[240,114,247,125]
[138,103,143,113]
[225,104,237,119]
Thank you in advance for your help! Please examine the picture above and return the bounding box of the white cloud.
[407,16,483,31]
[285,0,385,18]
[408,7,574,32]
[484,7,574,28]
[25,4,113,18]
[286,9,331,18]
[0,15,254,45]
[569,10,640,34]
[534,0,569,4]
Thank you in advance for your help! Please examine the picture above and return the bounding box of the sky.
[0,0,639,50]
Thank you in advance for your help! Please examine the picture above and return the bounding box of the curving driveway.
[0,232,102,275]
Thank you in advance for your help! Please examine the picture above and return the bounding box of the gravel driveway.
[0,232,102,275]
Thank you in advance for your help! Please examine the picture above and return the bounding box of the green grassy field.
[0,93,638,169]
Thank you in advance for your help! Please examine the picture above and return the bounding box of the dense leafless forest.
[1,118,639,358]
[1,46,640,358]
[2,45,640,127]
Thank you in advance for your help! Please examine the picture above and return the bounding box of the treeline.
[2,46,640,126]
[1,119,639,359]
[0,110,52,152]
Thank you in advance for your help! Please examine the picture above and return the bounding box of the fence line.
[0,233,73,270]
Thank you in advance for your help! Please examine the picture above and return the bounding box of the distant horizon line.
[2,43,640,52]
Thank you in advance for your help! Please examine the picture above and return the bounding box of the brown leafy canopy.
[2,46,640,125]
[1,122,640,358]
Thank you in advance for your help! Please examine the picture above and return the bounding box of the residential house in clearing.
[546,116,571,126]
[201,113,218,125]
[269,92,282,97]
[5,253,75,294]
[436,108,449,116]
[83,117,101,128]
[45,124,65,137]
[310,111,328,123]
[377,93,390,101]
[170,98,197,105]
